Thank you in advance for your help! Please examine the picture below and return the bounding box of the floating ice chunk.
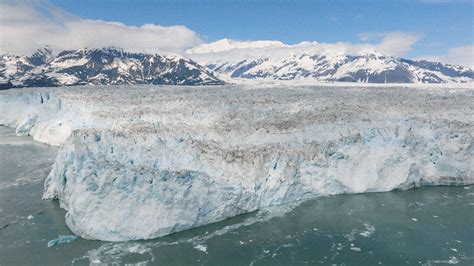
[411,218,418,222]
[27,215,34,220]
[350,247,361,252]
[47,235,78,247]
[194,244,207,253]
[359,223,375,237]
[447,257,460,264]
[427,256,460,265]
[85,242,152,264]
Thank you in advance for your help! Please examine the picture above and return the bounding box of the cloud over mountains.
[0,1,471,67]
[0,2,202,55]
[419,45,474,68]
[187,32,421,60]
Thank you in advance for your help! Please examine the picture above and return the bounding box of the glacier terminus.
[0,84,472,241]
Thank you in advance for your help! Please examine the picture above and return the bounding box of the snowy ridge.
[187,39,474,83]
[186,38,286,54]
[0,47,224,88]
[3,42,472,89]
[0,85,473,241]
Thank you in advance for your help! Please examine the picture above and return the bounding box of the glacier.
[0,85,473,241]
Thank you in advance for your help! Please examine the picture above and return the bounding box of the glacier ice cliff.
[0,85,473,241]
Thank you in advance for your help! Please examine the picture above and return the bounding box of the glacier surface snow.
[0,85,473,241]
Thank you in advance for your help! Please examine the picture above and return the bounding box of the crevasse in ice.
[1,85,472,241]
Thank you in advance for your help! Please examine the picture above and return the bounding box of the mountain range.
[0,48,223,89]
[1,41,473,89]
[186,39,474,84]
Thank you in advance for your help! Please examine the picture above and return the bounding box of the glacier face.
[0,85,473,241]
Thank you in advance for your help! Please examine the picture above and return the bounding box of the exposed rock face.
[187,40,474,83]
[0,48,224,87]
[0,85,473,241]
[199,53,474,83]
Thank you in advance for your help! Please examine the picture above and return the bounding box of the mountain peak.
[1,48,224,88]
[356,50,386,58]
[188,47,473,83]
[186,38,287,54]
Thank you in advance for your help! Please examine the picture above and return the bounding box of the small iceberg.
[47,235,78,247]
[194,244,208,253]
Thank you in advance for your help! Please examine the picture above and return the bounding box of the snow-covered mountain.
[0,47,224,89]
[2,42,472,88]
[187,40,474,83]
[186,38,287,54]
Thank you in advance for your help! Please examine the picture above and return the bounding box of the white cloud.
[371,32,421,57]
[187,32,422,64]
[356,32,421,57]
[418,45,474,67]
[0,2,202,55]
[356,32,383,42]
[2,2,469,68]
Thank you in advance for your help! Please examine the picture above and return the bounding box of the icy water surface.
[0,125,473,265]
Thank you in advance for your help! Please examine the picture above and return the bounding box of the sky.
[1,0,473,66]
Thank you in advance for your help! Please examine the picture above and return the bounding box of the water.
[1,125,473,265]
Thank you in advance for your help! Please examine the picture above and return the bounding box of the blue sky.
[1,0,472,65]
[48,0,473,59]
